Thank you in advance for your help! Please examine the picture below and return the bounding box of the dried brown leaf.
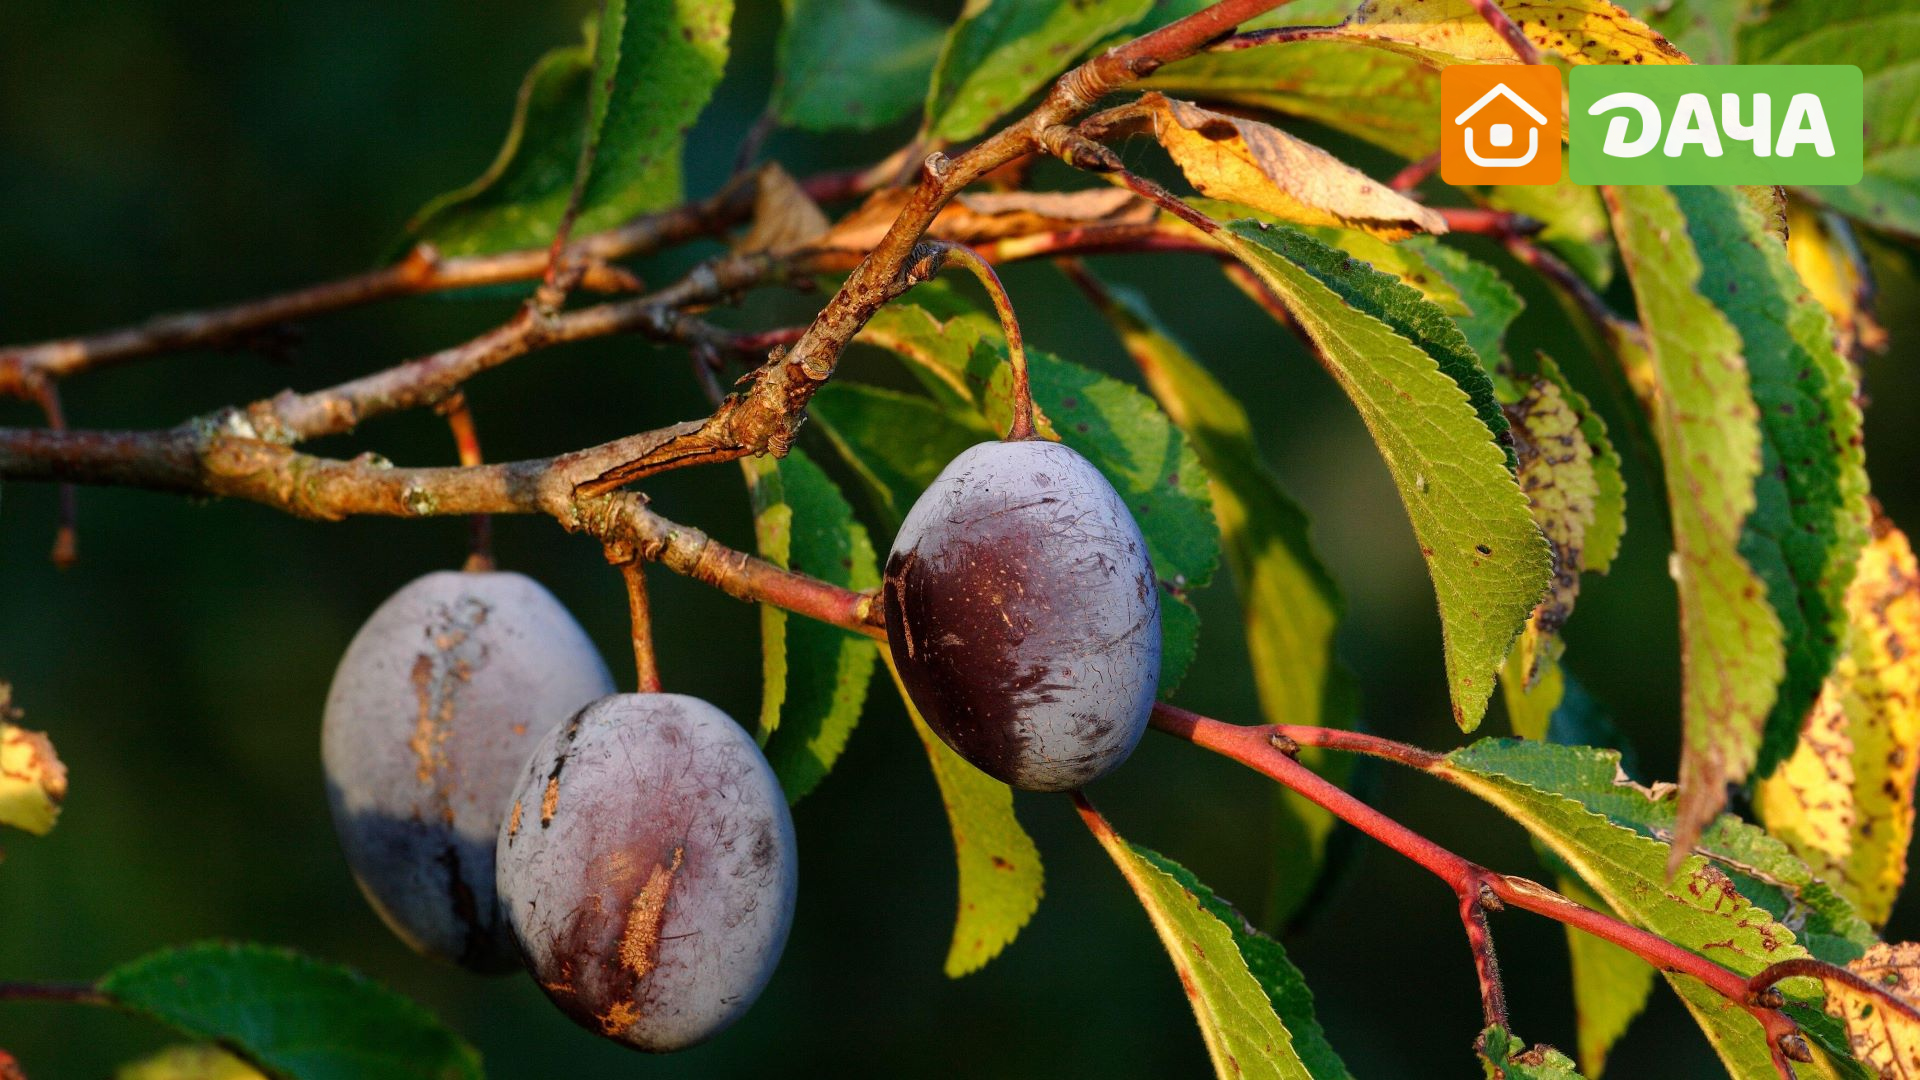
[1104,93,1444,240]
[735,164,832,256]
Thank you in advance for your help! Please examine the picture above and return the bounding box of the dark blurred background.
[2,2,1916,1076]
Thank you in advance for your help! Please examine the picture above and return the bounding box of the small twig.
[1434,207,1541,239]
[612,553,663,694]
[1749,957,1920,1025]
[1390,152,1441,193]
[436,392,495,572]
[935,242,1035,440]
[0,982,109,1008]
[1465,0,1543,64]
[15,377,78,569]
[733,110,778,178]
[1459,886,1509,1029]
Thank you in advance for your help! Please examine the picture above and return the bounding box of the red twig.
[0,982,108,1008]
[20,378,78,569]
[1391,152,1441,192]
[1433,207,1541,239]
[1750,957,1920,1026]
[1459,887,1509,1029]
[1147,703,1805,1070]
[1465,0,1543,64]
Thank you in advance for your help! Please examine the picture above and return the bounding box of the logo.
[1440,65,1564,185]
[1569,66,1863,184]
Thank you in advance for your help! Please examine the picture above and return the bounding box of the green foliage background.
[1,1,1917,1075]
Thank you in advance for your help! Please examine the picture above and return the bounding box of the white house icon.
[1453,83,1548,167]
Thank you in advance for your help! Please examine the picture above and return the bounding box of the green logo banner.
[1569,66,1863,185]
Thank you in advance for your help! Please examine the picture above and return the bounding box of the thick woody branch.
[574,0,1292,494]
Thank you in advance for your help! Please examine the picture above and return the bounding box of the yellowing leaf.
[0,685,65,837]
[1099,93,1444,240]
[1825,942,1920,1075]
[1786,200,1887,361]
[1556,876,1655,1077]
[1324,0,1690,67]
[885,654,1043,977]
[1080,802,1315,1080]
[1604,184,1784,853]
[1757,514,1920,927]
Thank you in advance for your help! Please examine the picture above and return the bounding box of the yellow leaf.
[1757,513,1920,927]
[1823,941,1920,1075]
[116,1045,268,1080]
[1786,200,1887,362]
[0,684,65,838]
[1324,0,1690,67]
[1093,92,1445,240]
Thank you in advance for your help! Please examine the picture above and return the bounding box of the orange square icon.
[1440,65,1564,185]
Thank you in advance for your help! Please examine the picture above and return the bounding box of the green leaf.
[809,383,994,532]
[1668,185,1872,777]
[572,0,731,236]
[1134,847,1353,1079]
[1500,370,1599,686]
[1433,740,1872,1079]
[99,943,482,1080]
[1604,184,1785,846]
[1640,0,1751,64]
[775,0,944,131]
[743,448,882,802]
[1478,1024,1585,1079]
[1215,220,1551,730]
[404,2,728,256]
[1076,273,1355,923]
[884,654,1044,978]
[924,0,1152,143]
[1739,0,1920,238]
[1414,240,1524,369]
[403,36,596,256]
[1555,876,1656,1078]
[1080,808,1316,1080]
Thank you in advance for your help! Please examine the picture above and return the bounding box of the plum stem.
[614,554,663,694]
[437,391,495,573]
[937,242,1036,441]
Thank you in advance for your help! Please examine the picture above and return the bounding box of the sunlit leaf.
[1079,804,1317,1080]
[1669,185,1872,778]
[1433,740,1867,1079]
[1098,93,1443,240]
[99,943,482,1080]
[743,449,881,803]
[924,0,1151,143]
[1825,942,1920,1075]
[810,383,994,531]
[1786,200,1888,361]
[1078,273,1356,926]
[1757,513,1920,928]
[775,0,944,131]
[116,1046,267,1080]
[1214,220,1550,730]
[885,654,1044,978]
[0,683,64,838]
[1604,184,1784,851]
[1316,0,1691,67]
[1414,239,1524,367]
[1477,1024,1584,1079]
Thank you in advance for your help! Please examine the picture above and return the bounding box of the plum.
[882,439,1160,791]
[322,570,614,973]
[496,693,796,1052]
